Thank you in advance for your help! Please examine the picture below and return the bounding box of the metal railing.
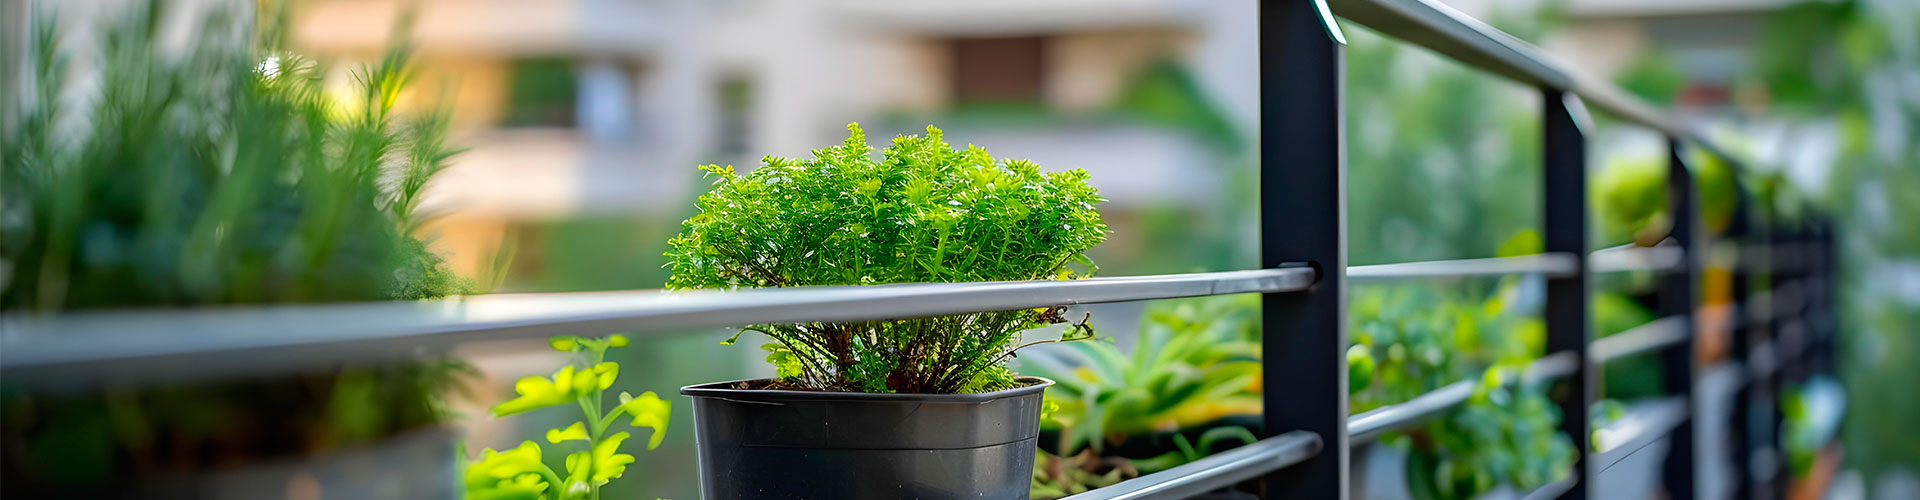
[0,0,1838,499]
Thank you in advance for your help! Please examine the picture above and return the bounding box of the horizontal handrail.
[1592,316,1688,363]
[1348,253,1579,282]
[1590,243,1684,273]
[1058,431,1322,500]
[1591,396,1689,475]
[1328,0,1725,159]
[1328,0,1572,88]
[0,267,1315,384]
[1349,350,1578,441]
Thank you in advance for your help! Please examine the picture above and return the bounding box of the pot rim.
[680,376,1053,403]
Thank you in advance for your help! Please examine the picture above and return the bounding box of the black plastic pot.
[681,376,1053,499]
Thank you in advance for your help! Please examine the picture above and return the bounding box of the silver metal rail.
[0,267,1315,383]
[1329,0,1719,149]
[1059,431,1323,500]
[1590,243,1685,274]
[1591,397,1690,474]
[1592,316,1689,363]
[1347,253,1580,282]
[1348,350,1579,441]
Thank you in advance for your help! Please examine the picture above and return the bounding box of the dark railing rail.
[0,0,1838,499]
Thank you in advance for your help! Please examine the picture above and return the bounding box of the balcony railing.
[0,0,1839,499]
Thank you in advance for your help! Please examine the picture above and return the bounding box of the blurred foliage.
[665,124,1106,393]
[1348,281,1574,500]
[1616,49,1689,105]
[1589,147,1740,248]
[502,216,673,293]
[1593,292,1664,399]
[0,1,473,492]
[1111,59,1243,151]
[1,10,467,310]
[1748,0,1920,484]
[1345,25,1541,265]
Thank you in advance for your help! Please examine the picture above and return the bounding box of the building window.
[716,76,754,155]
[503,58,578,128]
[949,36,1048,108]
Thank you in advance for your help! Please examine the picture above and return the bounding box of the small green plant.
[465,334,672,500]
[1022,295,1262,460]
[665,124,1108,394]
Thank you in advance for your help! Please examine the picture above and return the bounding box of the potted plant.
[1344,285,1575,500]
[2,4,476,497]
[1021,295,1265,499]
[667,124,1107,499]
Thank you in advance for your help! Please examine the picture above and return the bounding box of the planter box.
[682,377,1052,499]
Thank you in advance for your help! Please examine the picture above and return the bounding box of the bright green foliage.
[1589,148,1742,247]
[1595,292,1664,399]
[1589,399,1627,450]
[465,335,671,500]
[1690,148,1739,236]
[1405,384,1573,500]
[1021,295,1261,461]
[1,7,467,310]
[665,124,1108,393]
[1593,157,1671,247]
[1348,283,1574,500]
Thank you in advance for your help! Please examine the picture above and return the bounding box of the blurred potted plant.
[668,124,1107,499]
[2,4,477,498]
[463,335,673,500]
[1345,285,1575,500]
[1020,294,1264,490]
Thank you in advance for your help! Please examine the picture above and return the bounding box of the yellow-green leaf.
[493,366,585,416]
[616,391,673,450]
[546,422,588,444]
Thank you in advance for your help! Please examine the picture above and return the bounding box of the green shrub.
[0,4,470,488]
[665,124,1107,393]
[2,10,464,310]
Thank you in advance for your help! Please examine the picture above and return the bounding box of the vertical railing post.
[1727,164,1757,500]
[1812,216,1827,376]
[1261,0,1347,498]
[1762,204,1786,500]
[1659,140,1700,500]
[1542,89,1592,500]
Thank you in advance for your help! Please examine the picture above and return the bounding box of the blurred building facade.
[291,0,1268,280]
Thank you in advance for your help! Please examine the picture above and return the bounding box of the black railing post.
[1726,161,1757,500]
[1762,203,1786,500]
[1659,139,1700,500]
[1261,0,1347,498]
[1542,89,1592,500]
[1812,219,1827,375]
